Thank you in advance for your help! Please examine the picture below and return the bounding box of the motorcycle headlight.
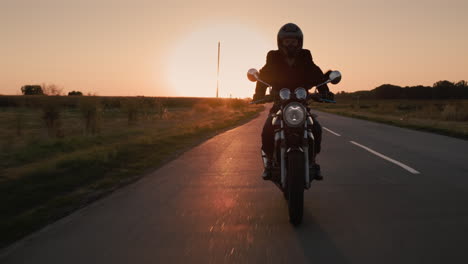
[279,88,291,100]
[294,87,307,100]
[284,102,306,127]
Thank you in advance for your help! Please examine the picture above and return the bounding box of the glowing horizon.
[1,0,467,97]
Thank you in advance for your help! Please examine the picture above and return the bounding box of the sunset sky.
[1,0,467,97]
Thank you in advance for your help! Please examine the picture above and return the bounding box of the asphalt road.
[2,106,468,263]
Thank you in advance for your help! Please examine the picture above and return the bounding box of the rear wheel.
[287,150,304,226]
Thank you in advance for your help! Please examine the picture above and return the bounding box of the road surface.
[2,107,468,263]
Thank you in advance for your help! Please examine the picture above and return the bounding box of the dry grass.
[311,99,468,139]
[0,96,262,248]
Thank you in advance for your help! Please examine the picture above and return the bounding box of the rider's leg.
[261,114,274,180]
[312,116,322,154]
[310,116,323,180]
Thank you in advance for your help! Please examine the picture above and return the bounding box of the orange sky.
[1,0,467,97]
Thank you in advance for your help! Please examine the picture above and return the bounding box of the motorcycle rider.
[252,23,332,181]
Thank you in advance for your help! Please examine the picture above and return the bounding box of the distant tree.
[373,84,402,99]
[432,80,457,99]
[455,80,468,87]
[21,85,44,95]
[332,79,468,100]
[403,85,432,99]
[354,90,375,99]
[68,91,83,96]
[334,91,349,100]
[453,80,468,99]
[42,83,63,95]
[433,80,455,88]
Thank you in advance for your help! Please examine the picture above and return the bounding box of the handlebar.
[250,93,336,104]
[247,69,341,104]
[308,93,336,103]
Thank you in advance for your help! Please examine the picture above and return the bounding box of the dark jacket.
[254,49,329,102]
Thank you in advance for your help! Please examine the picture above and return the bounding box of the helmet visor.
[282,38,299,47]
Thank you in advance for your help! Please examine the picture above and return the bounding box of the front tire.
[287,150,304,226]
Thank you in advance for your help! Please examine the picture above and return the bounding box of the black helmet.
[277,23,303,57]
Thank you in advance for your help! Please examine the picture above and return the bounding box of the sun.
[166,22,273,98]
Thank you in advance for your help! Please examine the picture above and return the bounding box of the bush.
[397,103,420,111]
[154,99,167,119]
[79,97,101,134]
[441,104,468,121]
[204,98,225,108]
[21,85,44,95]
[192,103,211,113]
[121,98,140,125]
[68,91,83,96]
[42,84,63,96]
[227,99,248,110]
[40,98,63,137]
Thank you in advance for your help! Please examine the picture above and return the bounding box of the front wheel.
[287,150,305,226]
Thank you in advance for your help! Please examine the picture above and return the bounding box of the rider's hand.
[310,93,322,102]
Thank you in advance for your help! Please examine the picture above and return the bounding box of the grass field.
[310,99,468,139]
[0,96,263,248]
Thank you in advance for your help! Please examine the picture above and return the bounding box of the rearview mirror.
[247,68,259,82]
[329,71,342,85]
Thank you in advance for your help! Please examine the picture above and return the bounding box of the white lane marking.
[350,141,421,174]
[323,127,341,137]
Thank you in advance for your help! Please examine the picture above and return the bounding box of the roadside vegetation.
[311,79,468,139]
[0,95,263,248]
[311,99,468,139]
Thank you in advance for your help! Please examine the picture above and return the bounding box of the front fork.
[303,129,310,189]
[304,114,315,189]
[280,121,287,189]
[276,114,315,190]
[270,113,315,189]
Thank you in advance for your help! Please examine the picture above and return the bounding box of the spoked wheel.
[287,150,304,226]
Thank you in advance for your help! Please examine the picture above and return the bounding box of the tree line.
[20,84,83,96]
[336,80,468,100]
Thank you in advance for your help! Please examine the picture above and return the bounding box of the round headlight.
[279,88,291,100]
[294,87,307,100]
[284,102,306,127]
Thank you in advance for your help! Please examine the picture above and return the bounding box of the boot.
[262,150,273,180]
[310,163,323,181]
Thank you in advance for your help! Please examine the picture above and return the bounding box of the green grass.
[0,96,263,248]
[310,99,468,139]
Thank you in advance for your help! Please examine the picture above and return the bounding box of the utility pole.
[216,41,220,98]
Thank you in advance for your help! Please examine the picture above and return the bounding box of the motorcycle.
[247,68,342,225]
